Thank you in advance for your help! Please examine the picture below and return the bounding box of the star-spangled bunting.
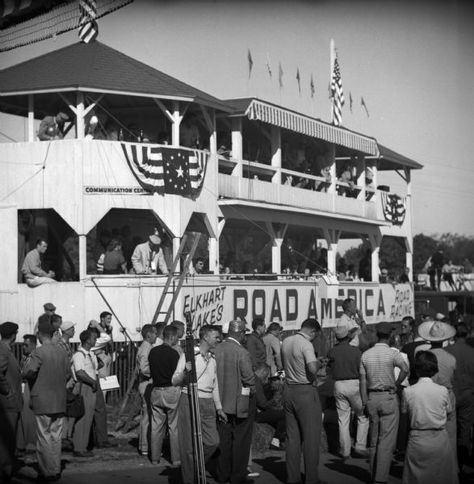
[296,68,301,95]
[120,143,208,197]
[381,192,406,225]
[310,74,315,98]
[278,62,284,89]
[247,49,253,80]
[78,0,98,43]
[330,50,345,126]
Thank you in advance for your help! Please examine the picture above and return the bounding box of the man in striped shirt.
[360,322,408,484]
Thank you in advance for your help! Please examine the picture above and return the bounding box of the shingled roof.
[0,41,231,112]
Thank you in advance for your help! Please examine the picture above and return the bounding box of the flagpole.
[330,38,335,124]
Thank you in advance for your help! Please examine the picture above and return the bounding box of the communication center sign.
[181,281,414,332]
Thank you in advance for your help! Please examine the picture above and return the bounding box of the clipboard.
[99,375,120,391]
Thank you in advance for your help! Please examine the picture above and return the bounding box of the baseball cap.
[61,321,76,332]
[149,235,161,245]
[43,302,56,311]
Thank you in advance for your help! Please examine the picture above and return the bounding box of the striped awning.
[246,99,379,156]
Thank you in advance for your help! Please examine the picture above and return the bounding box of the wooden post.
[271,125,281,184]
[28,94,35,142]
[231,117,243,176]
[76,92,85,139]
[78,234,87,280]
[172,101,181,147]
[173,237,181,274]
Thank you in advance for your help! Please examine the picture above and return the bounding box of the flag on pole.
[310,74,315,98]
[330,49,344,126]
[266,53,272,79]
[247,49,253,79]
[349,92,353,113]
[78,0,98,44]
[296,68,301,95]
[361,96,370,117]
[278,62,284,89]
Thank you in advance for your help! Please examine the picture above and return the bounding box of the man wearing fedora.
[131,235,168,275]
[360,322,408,484]
[417,319,457,459]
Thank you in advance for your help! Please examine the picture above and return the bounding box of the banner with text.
[180,281,414,332]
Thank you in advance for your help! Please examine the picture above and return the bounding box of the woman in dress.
[401,351,458,484]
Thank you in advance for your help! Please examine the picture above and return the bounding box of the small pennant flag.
[330,48,345,126]
[266,53,272,79]
[78,0,98,44]
[361,96,370,117]
[310,74,315,98]
[349,92,353,113]
[247,49,253,80]
[278,62,284,89]
[296,68,301,95]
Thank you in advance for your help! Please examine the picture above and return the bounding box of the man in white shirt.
[71,329,99,457]
[136,324,158,457]
[173,325,227,484]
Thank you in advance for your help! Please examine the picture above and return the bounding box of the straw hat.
[418,320,456,342]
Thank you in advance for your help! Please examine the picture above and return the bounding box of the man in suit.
[131,235,168,275]
[0,322,22,482]
[23,320,70,482]
[214,319,256,484]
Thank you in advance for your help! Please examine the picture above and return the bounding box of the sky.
[1,0,473,238]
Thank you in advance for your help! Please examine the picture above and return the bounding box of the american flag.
[330,52,345,126]
[121,143,208,197]
[78,0,98,43]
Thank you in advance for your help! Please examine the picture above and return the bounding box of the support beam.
[323,228,340,276]
[76,92,85,139]
[28,94,35,142]
[199,106,217,154]
[78,234,87,281]
[208,237,219,274]
[266,222,288,274]
[231,117,243,176]
[172,237,181,274]
[367,231,383,282]
[154,99,187,146]
[270,125,282,184]
[327,143,336,194]
[404,236,413,281]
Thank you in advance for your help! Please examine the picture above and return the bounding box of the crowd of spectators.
[2,295,474,483]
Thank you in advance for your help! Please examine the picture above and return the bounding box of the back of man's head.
[80,329,93,346]
[342,298,354,313]
[252,318,265,332]
[301,318,321,333]
[37,313,53,336]
[163,325,178,342]
[141,324,156,340]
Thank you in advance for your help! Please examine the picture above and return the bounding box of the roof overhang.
[243,99,379,156]
[218,198,390,233]
[377,143,423,170]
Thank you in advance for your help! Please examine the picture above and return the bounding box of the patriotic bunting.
[78,0,98,43]
[330,50,344,126]
[381,192,406,225]
[120,143,208,197]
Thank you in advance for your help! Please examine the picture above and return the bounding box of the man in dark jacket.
[0,322,22,482]
[23,322,70,481]
[214,319,255,483]
[245,318,266,370]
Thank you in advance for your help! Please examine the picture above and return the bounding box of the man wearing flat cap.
[0,322,22,482]
[214,319,255,484]
[37,112,69,141]
[360,322,408,484]
[131,235,169,275]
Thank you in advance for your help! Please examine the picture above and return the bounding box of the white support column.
[208,237,218,274]
[171,102,181,146]
[28,94,35,142]
[327,144,336,216]
[404,235,413,281]
[200,106,217,154]
[270,125,282,184]
[172,237,181,274]
[231,117,243,176]
[358,154,366,201]
[266,222,288,274]
[323,228,340,276]
[368,231,383,282]
[79,234,87,280]
[76,92,85,139]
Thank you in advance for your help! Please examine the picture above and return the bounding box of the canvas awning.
[244,99,379,156]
